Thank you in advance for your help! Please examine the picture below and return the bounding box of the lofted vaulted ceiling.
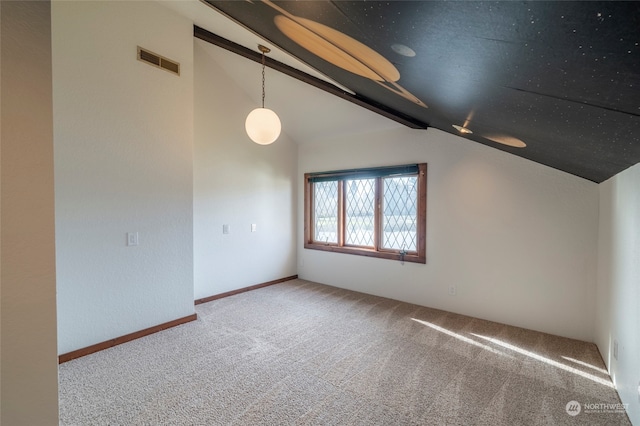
[201,1,640,183]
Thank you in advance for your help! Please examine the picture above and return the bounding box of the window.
[304,164,426,263]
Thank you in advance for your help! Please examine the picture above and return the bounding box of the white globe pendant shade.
[245,107,281,145]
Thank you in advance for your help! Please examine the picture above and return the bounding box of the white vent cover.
[137,46,180,76]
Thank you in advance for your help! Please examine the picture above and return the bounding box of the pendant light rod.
[258,45,270,108]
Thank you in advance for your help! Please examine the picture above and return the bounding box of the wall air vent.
[137,46,180,76]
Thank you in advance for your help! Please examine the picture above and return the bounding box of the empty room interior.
[2,0,639,425]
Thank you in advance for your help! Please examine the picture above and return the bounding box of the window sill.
[304,242,426,264]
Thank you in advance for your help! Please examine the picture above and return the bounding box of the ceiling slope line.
[503,85,640,118]
[194,25,430,130]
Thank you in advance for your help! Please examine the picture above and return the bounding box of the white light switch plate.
[127,232,139,246]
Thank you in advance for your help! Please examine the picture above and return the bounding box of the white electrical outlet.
[448,285,457,296]
[127,232,139,246]
[223,224,230,234]
[251,223,257,232]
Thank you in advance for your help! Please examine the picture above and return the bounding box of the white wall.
[596,162,640,424]
[299,127,599,341]
[52,1,195,354]
[193,40,297,299]
[1,1,59,423]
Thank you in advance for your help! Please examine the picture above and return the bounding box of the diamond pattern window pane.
[313,181,338,243]
[345,179,375,247]
[382,176,417,251]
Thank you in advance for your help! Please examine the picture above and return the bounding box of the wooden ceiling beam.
[194,25,430,130]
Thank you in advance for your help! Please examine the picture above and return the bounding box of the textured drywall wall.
[1,1,59,423]
[193,40,297,299]
[53,1,194,354]
[299,127,599,341]
[596,162,640,424]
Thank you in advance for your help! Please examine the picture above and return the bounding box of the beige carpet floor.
[58,279,631,425]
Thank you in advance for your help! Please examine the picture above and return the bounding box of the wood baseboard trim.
[58,313,198,364]
[195,275,299,305]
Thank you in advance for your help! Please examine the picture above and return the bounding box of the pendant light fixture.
[245,45,281,145]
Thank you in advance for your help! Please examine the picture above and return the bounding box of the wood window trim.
[304,163,427,264]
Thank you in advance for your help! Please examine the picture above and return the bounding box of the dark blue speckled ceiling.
[206,1,640,183]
